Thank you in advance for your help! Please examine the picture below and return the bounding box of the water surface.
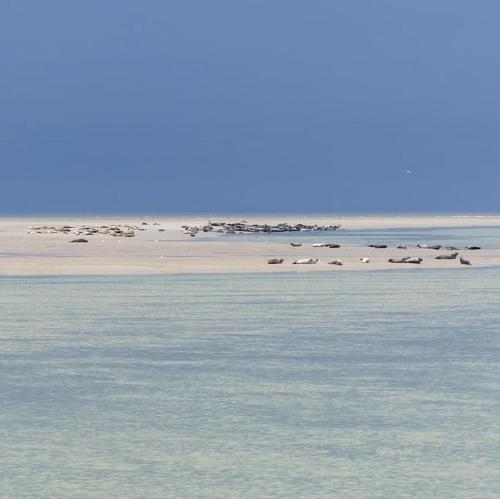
[1,269,499,497]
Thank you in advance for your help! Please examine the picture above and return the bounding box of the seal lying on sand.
[293,258,319,264]
[388,257,423,264]
[435,252,459,260]
[465,246,481,250]
[70,238,88,243]
[369,244,388,248]
[325,243,341,248]
[417,244,441,250]
[460,257,472,265]
[267,258,284,264]
[328,259,343,266]
[290,243,302,247]
[446,246,458,250]
[360,257,370,263]
[396,244,407,249]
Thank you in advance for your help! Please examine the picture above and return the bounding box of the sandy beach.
[1,214,499,276]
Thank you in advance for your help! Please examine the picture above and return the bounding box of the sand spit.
[0,215,499,276]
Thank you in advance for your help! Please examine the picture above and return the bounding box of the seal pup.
[360,257,370,263]
[290,243,302,247]
[267,258,284,264]
[293,258,319,264]
[328,259,343,266]
[369,244,388,248]
[312,243,326,247]
[435,252,459,260]
[460,257,472,266]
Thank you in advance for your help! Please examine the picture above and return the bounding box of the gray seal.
[435,252,459,260]
[328,259,343,266]
[388,257,422,264]
[417,244,441,250]
[267,258,284,264]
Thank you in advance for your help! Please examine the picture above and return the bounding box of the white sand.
[1,215,499,276]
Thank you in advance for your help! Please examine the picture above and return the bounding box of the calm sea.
[1,227,500,498]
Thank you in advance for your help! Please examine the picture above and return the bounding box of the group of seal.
[269,254,473,266]
[366,243,482,251]
[183,221,341,237]
[28,222,166,241]
[389,254,472,265]
[29,224,141,239]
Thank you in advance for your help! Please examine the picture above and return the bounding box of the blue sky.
[1,0,499,214]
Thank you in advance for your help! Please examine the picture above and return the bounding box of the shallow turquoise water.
[1,269,500,498]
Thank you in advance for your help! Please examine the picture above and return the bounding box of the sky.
[1,0,499,214]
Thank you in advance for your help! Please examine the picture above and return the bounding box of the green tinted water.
[1,269,499,498]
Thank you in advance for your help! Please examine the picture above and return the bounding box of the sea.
[1,225,499,498]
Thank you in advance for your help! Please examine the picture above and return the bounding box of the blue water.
[1,269,500,497]
[216,225,500,249]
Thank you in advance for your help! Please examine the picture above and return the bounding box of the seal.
[290,243,302,247]
[267,258,284,264]
[465,246,481,250]
[293,258,319,264]
[328,259,343,266]
[388,257,422,264]
[417,244,441,250]
[369,244,388,248]
[360,257,370,263]
[435,252,459,260]
[460,257,472,265]
[405,257,423,264]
